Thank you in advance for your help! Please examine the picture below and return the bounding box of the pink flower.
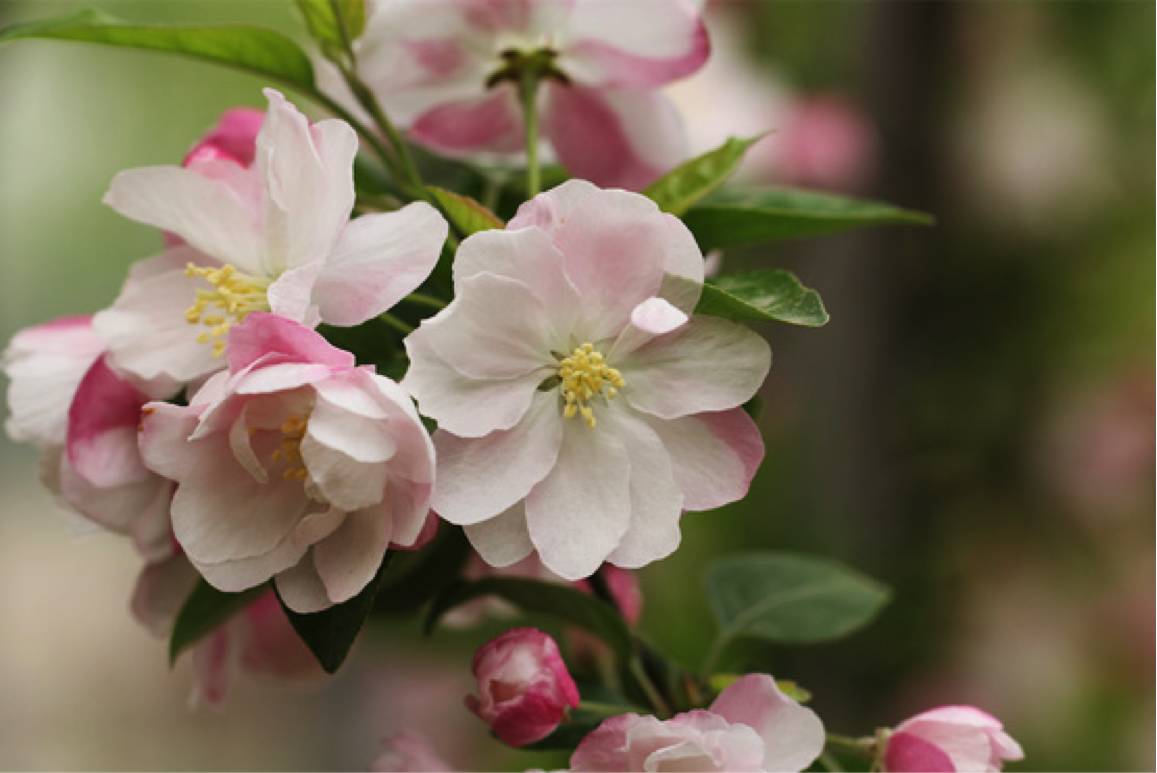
[465,627,580,747]
[182,107,265,167]
[405,180,768,579]
[331,0,710,189]
[96,88,446,391]
[138,313,435,612]
[571,674,824,772]
[3,316,174,560]
[882,706,1024,773]
[770,95,876,191]
[373,730,455,772]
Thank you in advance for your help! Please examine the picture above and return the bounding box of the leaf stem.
[825,733,876,756]
[518,66,542,198]
[701,632,731,676]
[401,292,448,312]
[818,750,845,772]
[629,656,671,719]
[576,700,636,717]
[378,312,414,336]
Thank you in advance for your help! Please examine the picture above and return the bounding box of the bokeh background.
[0,0,1152,770]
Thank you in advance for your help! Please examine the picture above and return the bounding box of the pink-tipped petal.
[410,87,523,155]
[709,674,825,772]
[226,312,354,374]
[647,408,764,511]
[66,356,152,488]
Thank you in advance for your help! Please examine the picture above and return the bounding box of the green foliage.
[644,135,764,217]
[375,526,471,615]
[706,551,890,647]
[684,187,934,250]
[426,577,633,661]
[276,553,394,673]
[295,0,365,62]
[428,186,506,236]
[0,9,317,91]
[169,580,263,665]
[697,269,830,327]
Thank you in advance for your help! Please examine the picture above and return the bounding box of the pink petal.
[66,355,152,488]
[452,227,581,321]
[709,674,825,772]
[130,555,200,637]
[138,401,201,482]
[410,87,523,155]
[570,713,639,771]
[183,107,265,167]
[646,408,764,511]
[884,731,957,773]
[191,628,237,708]
[313,504,394,604]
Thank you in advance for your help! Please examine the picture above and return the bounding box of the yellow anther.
[184,262,270,357]
[556,343,624,429]
[271,414,309,481]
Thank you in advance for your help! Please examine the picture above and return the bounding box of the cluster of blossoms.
[2,0,1022,769]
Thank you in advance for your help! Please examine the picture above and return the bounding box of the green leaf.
[697,269,829,327]
[426,577,633,660]
[706,552,890,647]
[374,526,471,615]
[169,580,263,665]
[684,187,934,250]
[295,0,365,60]
[0,9,317,91]
[644,135,764,217]
[276,553,393,673]
[428,186,505,236]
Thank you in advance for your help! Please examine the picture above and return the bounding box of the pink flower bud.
[465,627,580,747]
[182,107,264,167]
[883,705,1024,772]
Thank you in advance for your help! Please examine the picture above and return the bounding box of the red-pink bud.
[465,627,580,747]
[182,107,265,167]
[883,705,1024,772]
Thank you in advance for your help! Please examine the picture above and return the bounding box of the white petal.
[610,296,689,359]
[464,502,534,567]
[275,553,332,613]
[710,674,826,773]
[646,408,764,512]
[313,503,394,604]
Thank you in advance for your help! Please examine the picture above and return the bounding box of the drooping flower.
[328,0,710,190]
[95,88,447,392]
[570,674,825,772]
[138,312,435,612]
[404,180,768,580]
[881,706,1024,773]
[2,316,174,559]
[466,627,580,747]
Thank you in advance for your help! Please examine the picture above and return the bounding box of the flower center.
[185,263,270,357]
[270,415,309,481]
[557,343,624,429]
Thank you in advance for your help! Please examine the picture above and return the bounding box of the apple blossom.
[466,627,580,747]
[373,731,454,772]
[138,312,435,612]
[404,180,768,580]
[95,88,446,391]
[570,674,824,772]
[882,706,1024,773]
[328,0,710,189]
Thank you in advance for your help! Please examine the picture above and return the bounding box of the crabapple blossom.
[327,0,710,189]
[404,180,768,580]
[882,706,1024,773]
[137,313,435,612]
[2,316,174,560]
[466,627,580,747]
[95,88,446,391]
[570,674,824,772]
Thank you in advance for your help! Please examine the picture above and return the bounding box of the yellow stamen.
[273,415,309,481]
[556,343,624,429]
[184,263,270,356]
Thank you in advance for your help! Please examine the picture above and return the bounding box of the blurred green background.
[0,1,1152,770]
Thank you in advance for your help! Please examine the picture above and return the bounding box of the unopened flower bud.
[882,705,1024,772]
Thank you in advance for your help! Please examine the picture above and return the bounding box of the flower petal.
[66,356,151,488]
[883,731,957,773]
[410,87,523,155]
[709,674,825,772]
[313,503,395,604]
[431,391,563,525]
[646,408,764,511]
[453,227,581,323]
[623,316,771,419]
[130,556,200,637]
[275,553,333,614]
[464,501,534,567]
[313,202,448,326]
[138,401,200,481]
[226,312,355,373]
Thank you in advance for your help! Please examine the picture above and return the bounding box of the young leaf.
[644,135,764,217]
[706,552,890,647]
[0,9,317,91]
[169,580,263,665]
[696,269,829,327]
[428,186,505,236]
[276,553,394,673]
[295,0,365,60]
[684,187,934,251]
[426,577,633,661]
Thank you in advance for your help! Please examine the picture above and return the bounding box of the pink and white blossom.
[466,627,580,747]
[329,0,710,189]
[571,674,824,772]
[373,730,454,772]
[96,88,446,391]
[138,313,435,612]
[404,180,768,580]
[882,705,1024,773]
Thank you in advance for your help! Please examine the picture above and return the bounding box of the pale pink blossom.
[3,316,174,560]
[96,88,446,391]
[882,705,1024,773]
[138,313,435,612]
[466,627,580,747]
[373,730,455,772]
[404,180,768,579]
[330,0,710,189]
[571,674,824,772]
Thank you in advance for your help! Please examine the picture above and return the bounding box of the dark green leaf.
[426,577,632,660]
[276,553,394,673]
[524,708,623,750]
[684,187,934,250]
[374,526,471,615]
[706,551,891,646]
[169,580,263,665]
[295,0,365,60]
[0,9,317,91]
[428,186,505,236]
[696,269,829,327]
[644,135,764,217]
